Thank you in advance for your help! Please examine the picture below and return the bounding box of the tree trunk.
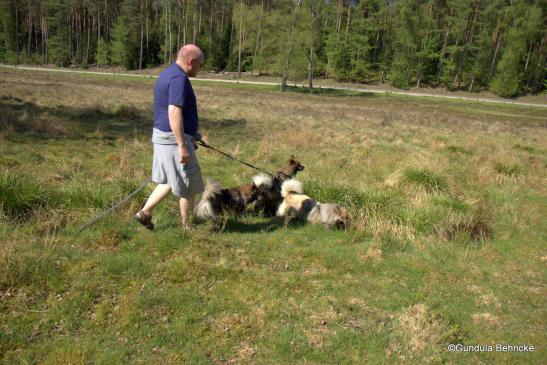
[436,8,453,82]
[253,0,264,72]
[164,3,168,63]
[27,6,32,58]
[34,9,38,58]
[524,39,533,71]
[455,3,479,87]
[139,0,144,69]
[97,3,101,67]
[417,3,433,88]
[489,31,503,79]
[336,0,343,34]
[198,1,202,35]
[469,76,475,92]
[208,0,214,57]
[237,0,243,79]
[184,0,188,45]
[308,1,320,93]
[281,3,298,92]
[104,0,109,41]
[68,7,72,63]
[220,0,226,33]
[192,1,197,43]
[344,5,351,43]
[86,9,91,64]
[169,1,173,63]
[307,46,313,92]
[15,1,19,63]
[372,30,380,66]
[534,35,546,91]
[177,2,181,51]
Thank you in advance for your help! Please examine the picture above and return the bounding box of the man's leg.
[141,184,172,214]
[179,195,195,229]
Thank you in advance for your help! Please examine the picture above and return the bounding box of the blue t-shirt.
[153,63,198,135]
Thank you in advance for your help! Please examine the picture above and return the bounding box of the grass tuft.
[114,104,141,120]
[401,168,449,194]
[493,162,522,177]
[0,172,56,222]
[513,144,537,153]
[439,201,493,242]
[443,145,472,155]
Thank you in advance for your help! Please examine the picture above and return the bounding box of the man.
[134,44,205,230]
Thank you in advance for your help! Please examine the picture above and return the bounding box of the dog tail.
[252,173,273,189]
[195,178,222,219]
[281,179,304,197]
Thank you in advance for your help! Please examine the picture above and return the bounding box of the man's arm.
[168,105,190,164]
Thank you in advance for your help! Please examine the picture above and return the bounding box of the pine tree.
[110,15,129,67]
[489,29,526,97]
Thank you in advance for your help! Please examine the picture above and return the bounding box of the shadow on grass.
[283,85,381,98]
[0,96,255,142]
[191,215,308,234]
[0,95,149,140]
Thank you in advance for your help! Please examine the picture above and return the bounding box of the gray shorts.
[152,134,204,198]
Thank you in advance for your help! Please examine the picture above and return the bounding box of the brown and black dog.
[252,156,305,216]
[195,156,305,223]
[194,179,262,223]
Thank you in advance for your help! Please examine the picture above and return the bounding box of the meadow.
[0,67,545,364]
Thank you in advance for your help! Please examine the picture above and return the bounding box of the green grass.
[0,68,545,364]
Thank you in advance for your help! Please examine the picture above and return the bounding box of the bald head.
[178,44,204,64]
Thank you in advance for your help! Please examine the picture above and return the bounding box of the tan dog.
[276,179,348,229]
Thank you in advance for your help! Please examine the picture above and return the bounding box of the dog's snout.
[335,220,346,229]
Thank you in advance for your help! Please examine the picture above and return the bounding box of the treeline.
[0,0,545,96]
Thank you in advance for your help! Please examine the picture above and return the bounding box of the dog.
[194,178,263,223]
[276,179,349,229]
[252,156,305,216]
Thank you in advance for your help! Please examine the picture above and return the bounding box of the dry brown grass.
[388,304,455,363]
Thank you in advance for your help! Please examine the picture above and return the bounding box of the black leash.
[196,139,274,177]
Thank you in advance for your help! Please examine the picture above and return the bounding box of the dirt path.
[1,64,545,109]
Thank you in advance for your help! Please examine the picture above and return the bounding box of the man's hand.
[178,145,191,164]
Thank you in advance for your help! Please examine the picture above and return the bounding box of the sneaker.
[134,210,154,230]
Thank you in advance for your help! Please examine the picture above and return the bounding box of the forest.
[0,0,545,96]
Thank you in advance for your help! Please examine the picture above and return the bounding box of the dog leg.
[276,201,287,217]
